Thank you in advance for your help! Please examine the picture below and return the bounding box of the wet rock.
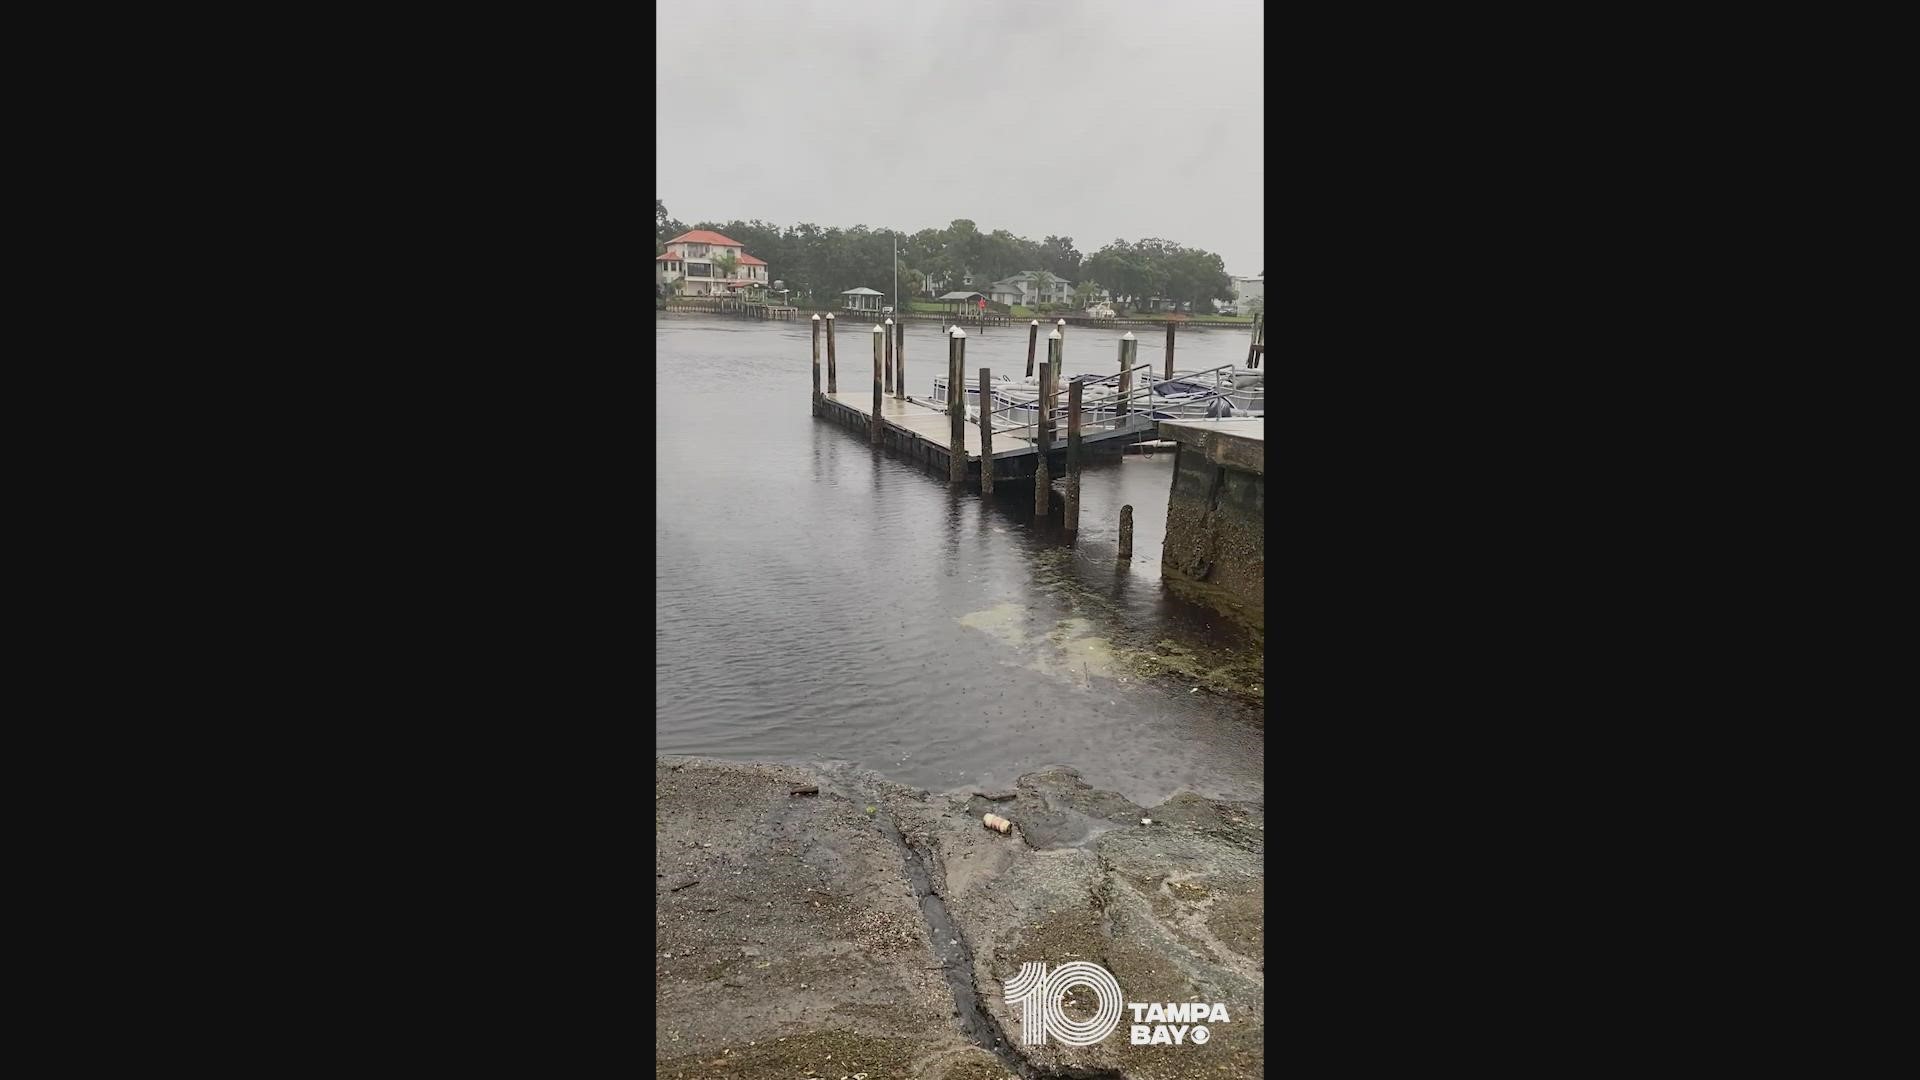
[654,758,964,1071]
[656,756,1263,1079]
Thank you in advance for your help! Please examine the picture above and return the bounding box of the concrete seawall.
[656,756,1265,1079]
[1157,418,1265,630]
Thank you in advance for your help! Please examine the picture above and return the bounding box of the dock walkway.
[813,390,1154,480]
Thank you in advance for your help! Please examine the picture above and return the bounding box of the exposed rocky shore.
[656,757,1264,1079]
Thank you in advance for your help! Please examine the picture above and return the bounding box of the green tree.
[656,199,686,255]
[711,250,741,281]
[1041,235,1082,279]
[1031,270,1056,307]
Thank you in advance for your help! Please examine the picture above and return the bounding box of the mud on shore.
[656,757,1264,1079]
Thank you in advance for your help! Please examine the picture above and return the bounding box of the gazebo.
[841,286,885,313]
[935,290,987,318]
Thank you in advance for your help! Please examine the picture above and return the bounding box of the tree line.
[657,200,1238,313]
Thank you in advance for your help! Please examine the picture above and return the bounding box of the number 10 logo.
[1003,961,1125,1046]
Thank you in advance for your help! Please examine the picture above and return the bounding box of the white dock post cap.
[873,324,883,334]
[1031,319,1040,326]
[811,313,820,320]
[825,312,835,319]
[1121,330,1136,340]
[884,318,894,325]
[951,327,967,339]
[1056,319,1067,326]
[1047,328,1061,339]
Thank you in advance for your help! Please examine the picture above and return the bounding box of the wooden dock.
[812,390,1152,480]
[806,317,1250,488]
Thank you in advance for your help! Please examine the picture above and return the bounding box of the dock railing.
[975,361,1247,447]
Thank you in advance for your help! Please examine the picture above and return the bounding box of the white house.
[656,229,770,297]
[1231,274,1264,313]
[987,271,1076,309]
[925,270,980,295]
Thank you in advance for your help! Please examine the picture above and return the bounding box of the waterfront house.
[1232,273,1264,313]
[656,229,770,297]
[841,286,886,313]
[986,271,1076,309]
[924,270,979,295]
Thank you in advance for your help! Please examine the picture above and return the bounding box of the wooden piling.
[1164,321,1176,380]
[978,367,994,496]
[1065,380,1083,532]
[884,318,894,394]
[949,330,968,485]
[1035,359,1052,516]
[1245,312,1262,368]
[1042,331,1061,449]
[871,324,884,444]
[1119,505,1134,561]
[896,318,906,398]
[826,313,838,393]
[1026,320,1039,377]
[1117,331,1136,415]
[811,314,821,400]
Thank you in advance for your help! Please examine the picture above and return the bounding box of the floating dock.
[812,390,1154,481]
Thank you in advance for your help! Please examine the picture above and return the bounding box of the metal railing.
[923,361,1258,449]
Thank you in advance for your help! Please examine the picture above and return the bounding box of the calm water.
[655,315,1264,807]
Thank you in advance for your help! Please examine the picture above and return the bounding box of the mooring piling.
[1119,505,1134,561]
[978,366,994,496]
[895,318,906,398]
[871,324,884,444]
[811,314,822,400]
[1165,321,1176,380]
[949,329,967,485]
[884,318,895,395]
[1026,319,1039,377]
[825,312,838,393]
[1065,380,1083,532]
[1117,331,1137,415]
[1035,359,1052,516]
[1043,330,1062,451]
[1246,312,1263,368]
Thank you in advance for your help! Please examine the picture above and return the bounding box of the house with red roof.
[656,229,770,297]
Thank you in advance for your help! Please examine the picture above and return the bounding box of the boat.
[929,365,1262,431]
[929,372,1129,431]
[1144,369,1262,418]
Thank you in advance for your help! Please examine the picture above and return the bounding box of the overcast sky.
[657,0,1264,278]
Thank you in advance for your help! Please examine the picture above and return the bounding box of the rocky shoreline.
[656,757,1264,1079]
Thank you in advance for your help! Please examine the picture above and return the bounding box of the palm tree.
[711,250,741,282]
[1031,271,1055,308]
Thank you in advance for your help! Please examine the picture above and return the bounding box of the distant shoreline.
[660,303,1255,332]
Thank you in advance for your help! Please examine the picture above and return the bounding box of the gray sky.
[656,0,1264,278]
